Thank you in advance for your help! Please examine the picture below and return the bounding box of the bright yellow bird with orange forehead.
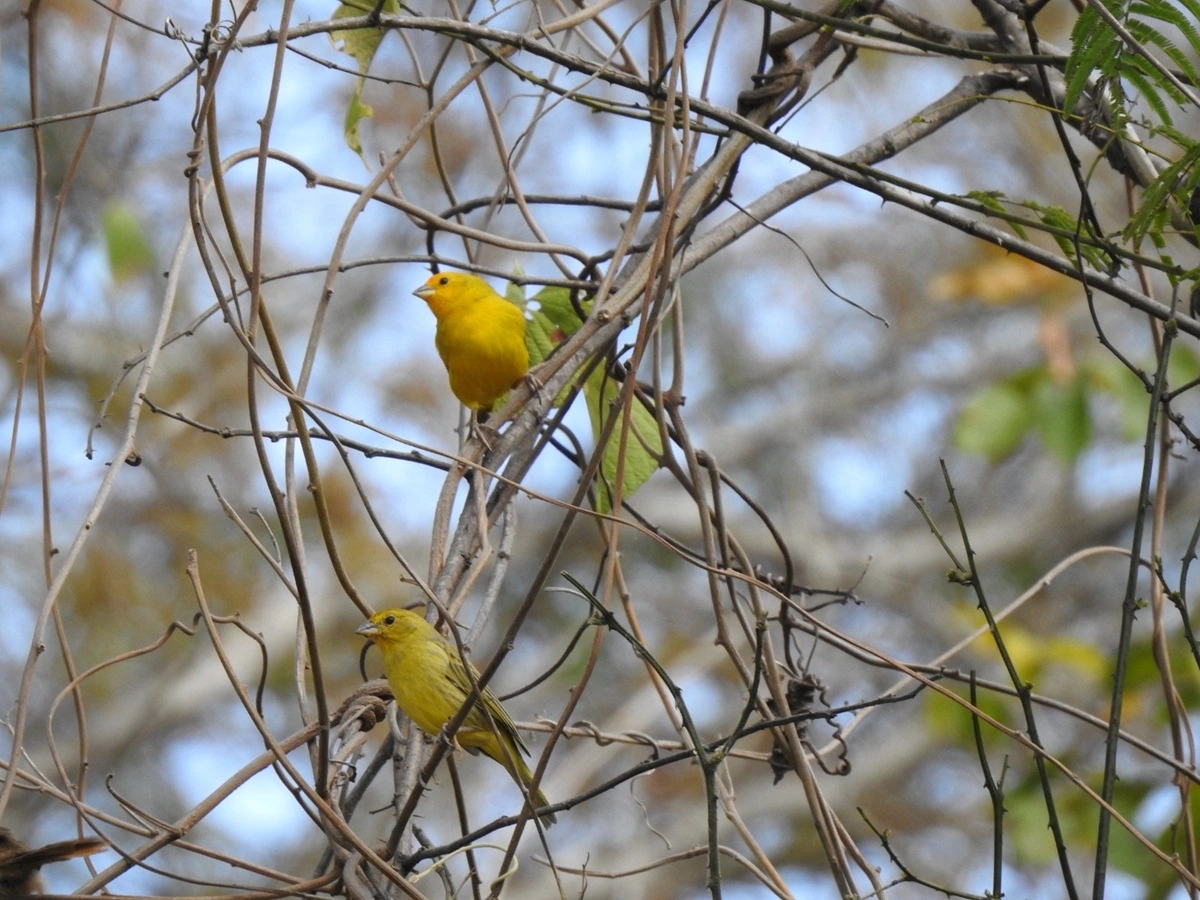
[413,272,529,416]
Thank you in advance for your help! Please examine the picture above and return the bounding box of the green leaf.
[522,285,584,407]
[953,381,1034,461]
[1087,356,1151,440]
[1130,3,1200,97]
[585,367,663,514]
[526,286,589,369]
[1064,3,1122,118]
[1033,374,1091,462]
[1043,634,1108,683]
[330,0,399,158]
[1124,139,1200,246]
[1168,343,1200,387]
[532,285,591,338]
[503,273,526,309]
[330,0,397,68]
[342,86,373,157]
[966,189,1028,241]
[1007,784,1072,865]
[103,202,155,282]
[1064,0,1200,149]
[1019,201,1114,272]
[520,280,658,509]
[1088,345,1200,442]
[525,307,562,370]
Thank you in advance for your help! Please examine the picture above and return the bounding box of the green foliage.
[1006,778,1079,865]
[1033,375,1092,461]
[1017,201,1114,272]
[330,0,400,158]
[1089,355,1152,439]
[1065,1,1200,248]
[584,367,664,514]
[1167,341,1200,390]
[958,344,1200,463]
[524,283,587,408]
[525,284,590,368]
[523,283,662,513]
[1089,344,1200,437]
[925,675,1015,749]
[103,202,155,281]
[1126,127,1200,246]
[963,191,1116,272]
[1128,1,1200,108]
[341,90,374,158]
[954,379,1034,460]
[1065,0,1200,128]
[1064,0,1128,129]
[967,189,1029,241]
[954,366,1092,463]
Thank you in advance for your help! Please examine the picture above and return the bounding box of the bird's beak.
[356,621,379,637]
[413,284,434,301]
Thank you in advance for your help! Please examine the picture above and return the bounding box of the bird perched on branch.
[412,272,529,417]
[356,608,556,825]
[0,827,105,898]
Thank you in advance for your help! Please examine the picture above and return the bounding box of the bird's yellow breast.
[434,299,528,411]
[415,273,529,411]
[378,631,465,737]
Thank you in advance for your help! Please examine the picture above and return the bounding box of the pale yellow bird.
[357,608,556,825]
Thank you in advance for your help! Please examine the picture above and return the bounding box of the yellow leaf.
[930,245,1076,308]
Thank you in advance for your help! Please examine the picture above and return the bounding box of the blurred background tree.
[3,0,1200,897]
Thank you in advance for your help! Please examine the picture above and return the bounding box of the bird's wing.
[445,650,530,756]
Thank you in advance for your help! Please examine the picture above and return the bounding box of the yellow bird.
[412,272,530,414]
[356,608,556,825]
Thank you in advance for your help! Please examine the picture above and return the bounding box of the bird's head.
[412,272,492,316]
[356,608,426,646]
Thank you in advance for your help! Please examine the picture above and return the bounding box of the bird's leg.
[468,411,497,452]
[522,362,547,405]
[435,726,461,753]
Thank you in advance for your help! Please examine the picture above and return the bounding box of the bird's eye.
[438,276,449,286]
[384,615,395,625]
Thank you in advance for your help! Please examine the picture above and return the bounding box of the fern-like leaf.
[1131,0,1200,84]
[1064,3,1125,118]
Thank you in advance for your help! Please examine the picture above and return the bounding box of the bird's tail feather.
[490,738,557,826]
